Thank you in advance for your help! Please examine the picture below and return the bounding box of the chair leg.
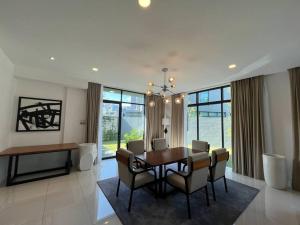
[224,176,228,192]
[205,185,210,206]
[186,194,191,219]
[177,162,181,171]
[211,181,216,201]
[164,178,167,194]
[128,188,134,212]
[116,179,120,197]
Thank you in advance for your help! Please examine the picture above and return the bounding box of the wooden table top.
[0,143,79,157]
[136,147,204,166]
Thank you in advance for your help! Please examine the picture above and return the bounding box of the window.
[187,86,232,166]
[187,93,197,105]
[186,106,197,148]
[122,91,145,104]
[198,104,222,148]
[103,88,121,101]
[101,87,145,159]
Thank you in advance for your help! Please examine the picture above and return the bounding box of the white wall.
[264,71,294,185]
[0,76,87,185]
[0,48,15,185]
[63,88,87,143]
[10,78,67,146]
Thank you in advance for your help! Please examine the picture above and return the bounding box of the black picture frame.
[16,97,62,132]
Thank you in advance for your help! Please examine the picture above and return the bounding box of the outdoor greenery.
[102,129,143,158]
[123,129,143,144]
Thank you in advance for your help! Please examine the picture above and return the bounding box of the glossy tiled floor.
[0,159,299,225]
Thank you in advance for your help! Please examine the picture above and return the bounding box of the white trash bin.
[263,153,287,189]
[78,143,97,171]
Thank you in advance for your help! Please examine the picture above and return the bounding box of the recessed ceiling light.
[50,57,55,61]
[138,0,151,8]
[228,64,237,69]
[92,67,99,72]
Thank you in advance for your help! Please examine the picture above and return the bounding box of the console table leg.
[66,150,72,174]
[6,156,13,186]
[14,155,19,178]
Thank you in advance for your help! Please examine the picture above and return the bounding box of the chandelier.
[146,68,185,107]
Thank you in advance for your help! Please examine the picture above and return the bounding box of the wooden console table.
[0,143,79,186]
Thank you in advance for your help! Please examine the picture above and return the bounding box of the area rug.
[97,177,259,225]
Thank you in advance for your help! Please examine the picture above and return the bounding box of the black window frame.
[187,85,231,148]
[102,87,146,160]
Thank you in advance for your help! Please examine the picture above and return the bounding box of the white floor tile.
[0,195,45,225]
[43,203,92,225]
[0,158,299,225]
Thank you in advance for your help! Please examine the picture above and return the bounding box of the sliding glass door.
[186,86,232,166]
[101,102,120,159]
[101,88,145,159]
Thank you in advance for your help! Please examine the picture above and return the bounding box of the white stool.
[263,153,287,189]
[78,143,97,171]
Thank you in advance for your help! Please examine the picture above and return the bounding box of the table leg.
[159,165,163,196]
[66,150,72,174]
[6,156,13,186]
[14,155,19,177]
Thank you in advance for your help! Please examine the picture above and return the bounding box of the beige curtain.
[145,95,165,151]
[170,94,184,147]
[289,67,300,191]
[86,82,101,144]
[232,76,265,180]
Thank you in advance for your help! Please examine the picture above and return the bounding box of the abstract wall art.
[16,97,62,132]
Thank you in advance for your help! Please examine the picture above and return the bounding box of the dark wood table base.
[6,150,72,186]
[0,143,78,186]
[136,147,199,197]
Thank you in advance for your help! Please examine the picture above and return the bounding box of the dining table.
[136,147,205,196]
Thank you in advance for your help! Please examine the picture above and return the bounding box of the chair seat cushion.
[166,172,188,192]
[134,172,155,188]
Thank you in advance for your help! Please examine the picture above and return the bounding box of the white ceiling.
[1,0,300,92]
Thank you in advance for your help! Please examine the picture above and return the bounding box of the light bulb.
[160,91,166,98]
[148,81,154,86]
[164,98,170,104]
[169,77,175,83]
[146,90,153,96]
[228,64,237,69]
[149,100,155,107]
[175,97,182,104]
[170,84,176,88]
[180,93,186,99]
[138,0,151,8]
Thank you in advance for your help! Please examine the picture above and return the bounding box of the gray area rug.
[97,177,259,225]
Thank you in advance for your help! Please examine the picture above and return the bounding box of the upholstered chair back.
[187,152,210,193]
[211,148,229,180]
[116,148,134,187]
[127,140,145,155]
[192,140,210,153]
[152,138,167,151]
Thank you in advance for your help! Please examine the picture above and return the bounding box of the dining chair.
[181,140,210,171]
[116,148,157,212]
[208,148,229,201]
[151,138,169,172]
[151,138,168,151]
[127,140,147,168]
[192,140,210,153]
[164,152,210,219]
